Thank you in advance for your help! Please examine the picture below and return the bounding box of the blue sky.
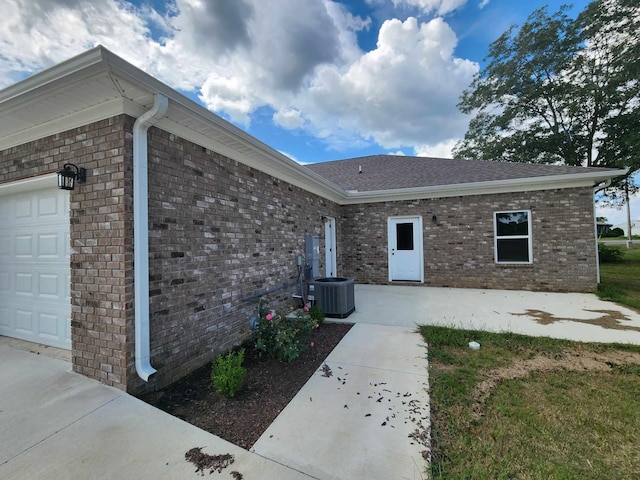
[1,0,636,224]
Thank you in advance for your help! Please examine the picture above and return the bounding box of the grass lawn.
[422,326,640,479]
[597,246,640,311]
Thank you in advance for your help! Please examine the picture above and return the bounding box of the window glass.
[496,211,529,236]
[494,210,531,263]
[396,222,414,250]
[497,238,530,262]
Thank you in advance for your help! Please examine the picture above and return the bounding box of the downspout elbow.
[593,178,612,194]
[133,94,169,382]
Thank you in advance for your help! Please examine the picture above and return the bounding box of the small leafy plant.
[309,303,325,325]
[254,297,319,363]
[211,348,246,398]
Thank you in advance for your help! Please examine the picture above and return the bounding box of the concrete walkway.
[3,285,639,480]
[252,324,429,480]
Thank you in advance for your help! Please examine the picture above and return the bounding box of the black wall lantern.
[57,163,86,190]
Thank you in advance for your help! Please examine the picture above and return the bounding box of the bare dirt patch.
[471,349,640,419]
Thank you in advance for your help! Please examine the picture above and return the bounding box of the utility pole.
[626,179,633,249]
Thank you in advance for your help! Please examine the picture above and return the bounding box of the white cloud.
[293,17,477,149]
[414,139,458,158]
[391,0,467,16]
[478,0,490,9]
[0,0,157,87]
[0,0,477,157]
[273,109,305,130]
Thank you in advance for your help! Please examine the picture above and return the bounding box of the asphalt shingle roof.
[305,155,618,192]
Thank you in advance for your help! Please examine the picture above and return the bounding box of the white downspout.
[133,94,169,381]
[593,178,612,284]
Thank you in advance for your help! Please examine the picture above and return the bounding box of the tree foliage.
[454,0,640,191]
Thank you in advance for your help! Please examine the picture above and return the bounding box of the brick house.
[0,47,623,393]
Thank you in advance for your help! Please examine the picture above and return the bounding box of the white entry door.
[324,217,337,277]
[0,178,71,349]
[388,216,423,282]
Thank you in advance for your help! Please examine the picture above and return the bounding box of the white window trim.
[493,209,533,264]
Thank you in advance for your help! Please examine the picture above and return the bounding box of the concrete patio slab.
[350,284,640,344]
[252,324,430,480]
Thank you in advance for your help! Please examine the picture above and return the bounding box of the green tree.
[454,0,639,191]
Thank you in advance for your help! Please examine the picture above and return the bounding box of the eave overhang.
[0,46,628,206]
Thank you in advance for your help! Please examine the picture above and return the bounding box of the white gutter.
[593,178,613,284]
[133,93,168,381]
[340,169,628,204]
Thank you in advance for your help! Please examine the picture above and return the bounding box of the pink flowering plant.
[254,297,320,363]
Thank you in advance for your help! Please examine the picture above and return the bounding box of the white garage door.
[0,177,71,349]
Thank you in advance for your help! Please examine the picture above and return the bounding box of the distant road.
[599,239,636,246]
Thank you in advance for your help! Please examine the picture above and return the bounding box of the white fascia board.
[0,47,107,104]
[340,169,627,204]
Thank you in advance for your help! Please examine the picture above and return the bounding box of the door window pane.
[396,223,414,250]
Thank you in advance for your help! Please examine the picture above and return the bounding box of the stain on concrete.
[510,309,640,332]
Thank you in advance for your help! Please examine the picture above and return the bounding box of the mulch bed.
[140,322,353,450]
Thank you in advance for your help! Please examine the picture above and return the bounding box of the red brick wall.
[131,127,341,393]
[340,188,598,292]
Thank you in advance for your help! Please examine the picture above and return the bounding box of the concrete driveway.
[2,285,639,480]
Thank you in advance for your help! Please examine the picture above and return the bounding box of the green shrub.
[254,298,318,363]
[598,243,624,263]
[211,348,246,398]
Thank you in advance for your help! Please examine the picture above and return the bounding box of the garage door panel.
[15,235,33,257]
[15,309,33,333]
[39,313,59,339]
[0,271,8,293]
[15,198,33,219]
[15,272,34,296]
[38,193,61,217]
[0,234,9,255]
[0,182,70,350]
[38,233,59,257]
[39,273,61,298]
[6,267,68,298]
[0,306,10,328]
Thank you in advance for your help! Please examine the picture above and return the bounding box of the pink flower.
[266,313,273,321]
[310,342,315,348]
[314,323,319,329]
[304,306,310,312]
[290,306,295,311]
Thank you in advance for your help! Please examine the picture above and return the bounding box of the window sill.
[495,262,533,267]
